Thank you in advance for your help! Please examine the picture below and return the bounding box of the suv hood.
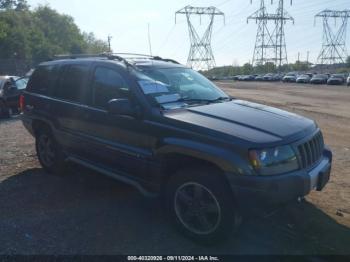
[164,100,316,145]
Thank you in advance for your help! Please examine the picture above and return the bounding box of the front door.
[77,63,154,182]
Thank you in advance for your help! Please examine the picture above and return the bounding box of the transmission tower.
[274,0,294,68]
[248,0,293,69]
[175,6,225,71]
[248,0,276,66]
[315,10,350,65]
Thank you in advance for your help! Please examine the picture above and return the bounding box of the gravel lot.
[0,81,350,255]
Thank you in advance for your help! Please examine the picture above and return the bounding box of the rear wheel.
[0,100,10,118]
[165,167,240,244]
[35,127,66,174]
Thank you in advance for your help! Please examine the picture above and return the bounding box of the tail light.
[19,95,25,112]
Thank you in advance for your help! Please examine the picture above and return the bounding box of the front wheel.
[165,167,240,244]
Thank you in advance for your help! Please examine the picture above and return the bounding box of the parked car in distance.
[310,74,328,84]
[263,73,274,81]
[347,75,350,86]
[232,75,241,81]
[254,74,264,81]
[327,74,345,85]
[0,75,24,117]
[272,73,284,81]
[305,73,314,78]
[296,74,311,83]
[241,75,255,81]
[21,54,332,243]
[282,72,298,82]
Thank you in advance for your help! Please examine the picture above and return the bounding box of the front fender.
[155,138,253,176]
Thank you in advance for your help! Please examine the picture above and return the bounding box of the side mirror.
[107,98,136,117]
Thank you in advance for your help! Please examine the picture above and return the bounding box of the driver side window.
[92,66,129,109]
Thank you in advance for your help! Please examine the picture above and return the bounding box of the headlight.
[248,145,298,175]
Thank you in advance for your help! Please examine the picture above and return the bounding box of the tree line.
[202,59,350,78]
[0,0,110,69]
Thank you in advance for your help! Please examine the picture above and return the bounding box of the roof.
[39,53,185,69]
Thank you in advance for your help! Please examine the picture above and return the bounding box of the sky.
[27,0,350,67]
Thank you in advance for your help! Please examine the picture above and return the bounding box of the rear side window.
[27,65,59,95]
[53,64,89,103]
[92,66,129,109]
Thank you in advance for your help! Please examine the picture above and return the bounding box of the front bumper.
[226,147,332,209]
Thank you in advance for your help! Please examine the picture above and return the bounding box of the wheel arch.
[32,119,52,136]
[155,139,252,193]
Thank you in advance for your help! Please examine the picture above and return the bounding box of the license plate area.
[308,158,331,191]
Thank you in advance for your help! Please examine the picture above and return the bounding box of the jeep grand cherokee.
[21,54,332,243]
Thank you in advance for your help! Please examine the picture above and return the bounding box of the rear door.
[49,62,93,156]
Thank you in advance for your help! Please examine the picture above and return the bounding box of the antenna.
[148,23,153,56]
[107,35,112,53]
[175,6,225,71]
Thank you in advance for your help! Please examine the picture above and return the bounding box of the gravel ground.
[0,82,350,255]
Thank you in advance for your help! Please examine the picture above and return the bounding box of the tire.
[165,166,241,244]
[35,126,66,174]
[0,100,10,118]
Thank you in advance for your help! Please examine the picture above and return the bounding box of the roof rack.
[52,53,180,65]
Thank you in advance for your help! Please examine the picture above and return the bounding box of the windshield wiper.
[181,96,231,104]
[159,96,231,109]
[207,96,231,103]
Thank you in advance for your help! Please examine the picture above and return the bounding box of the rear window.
[27,65,60,95]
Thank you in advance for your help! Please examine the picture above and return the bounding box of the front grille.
[297,132,324,169]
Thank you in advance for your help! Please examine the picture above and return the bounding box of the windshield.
[331,74,344,78]
[134,67,229,109]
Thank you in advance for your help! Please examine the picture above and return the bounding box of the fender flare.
[155,138,253,176]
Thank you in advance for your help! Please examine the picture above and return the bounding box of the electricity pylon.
[248,0,293,69]
[315,9,350,65]
[274,0,294,68]
[248,0,276,66]
[175,6,225,71]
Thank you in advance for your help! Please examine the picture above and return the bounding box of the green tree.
[0,4,110,68]
[83,32,110,53]
[0,0,28,10]
[15,0,29,11]
[242,63,253,74]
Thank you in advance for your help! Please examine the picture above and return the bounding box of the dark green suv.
[21,54,332,243]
